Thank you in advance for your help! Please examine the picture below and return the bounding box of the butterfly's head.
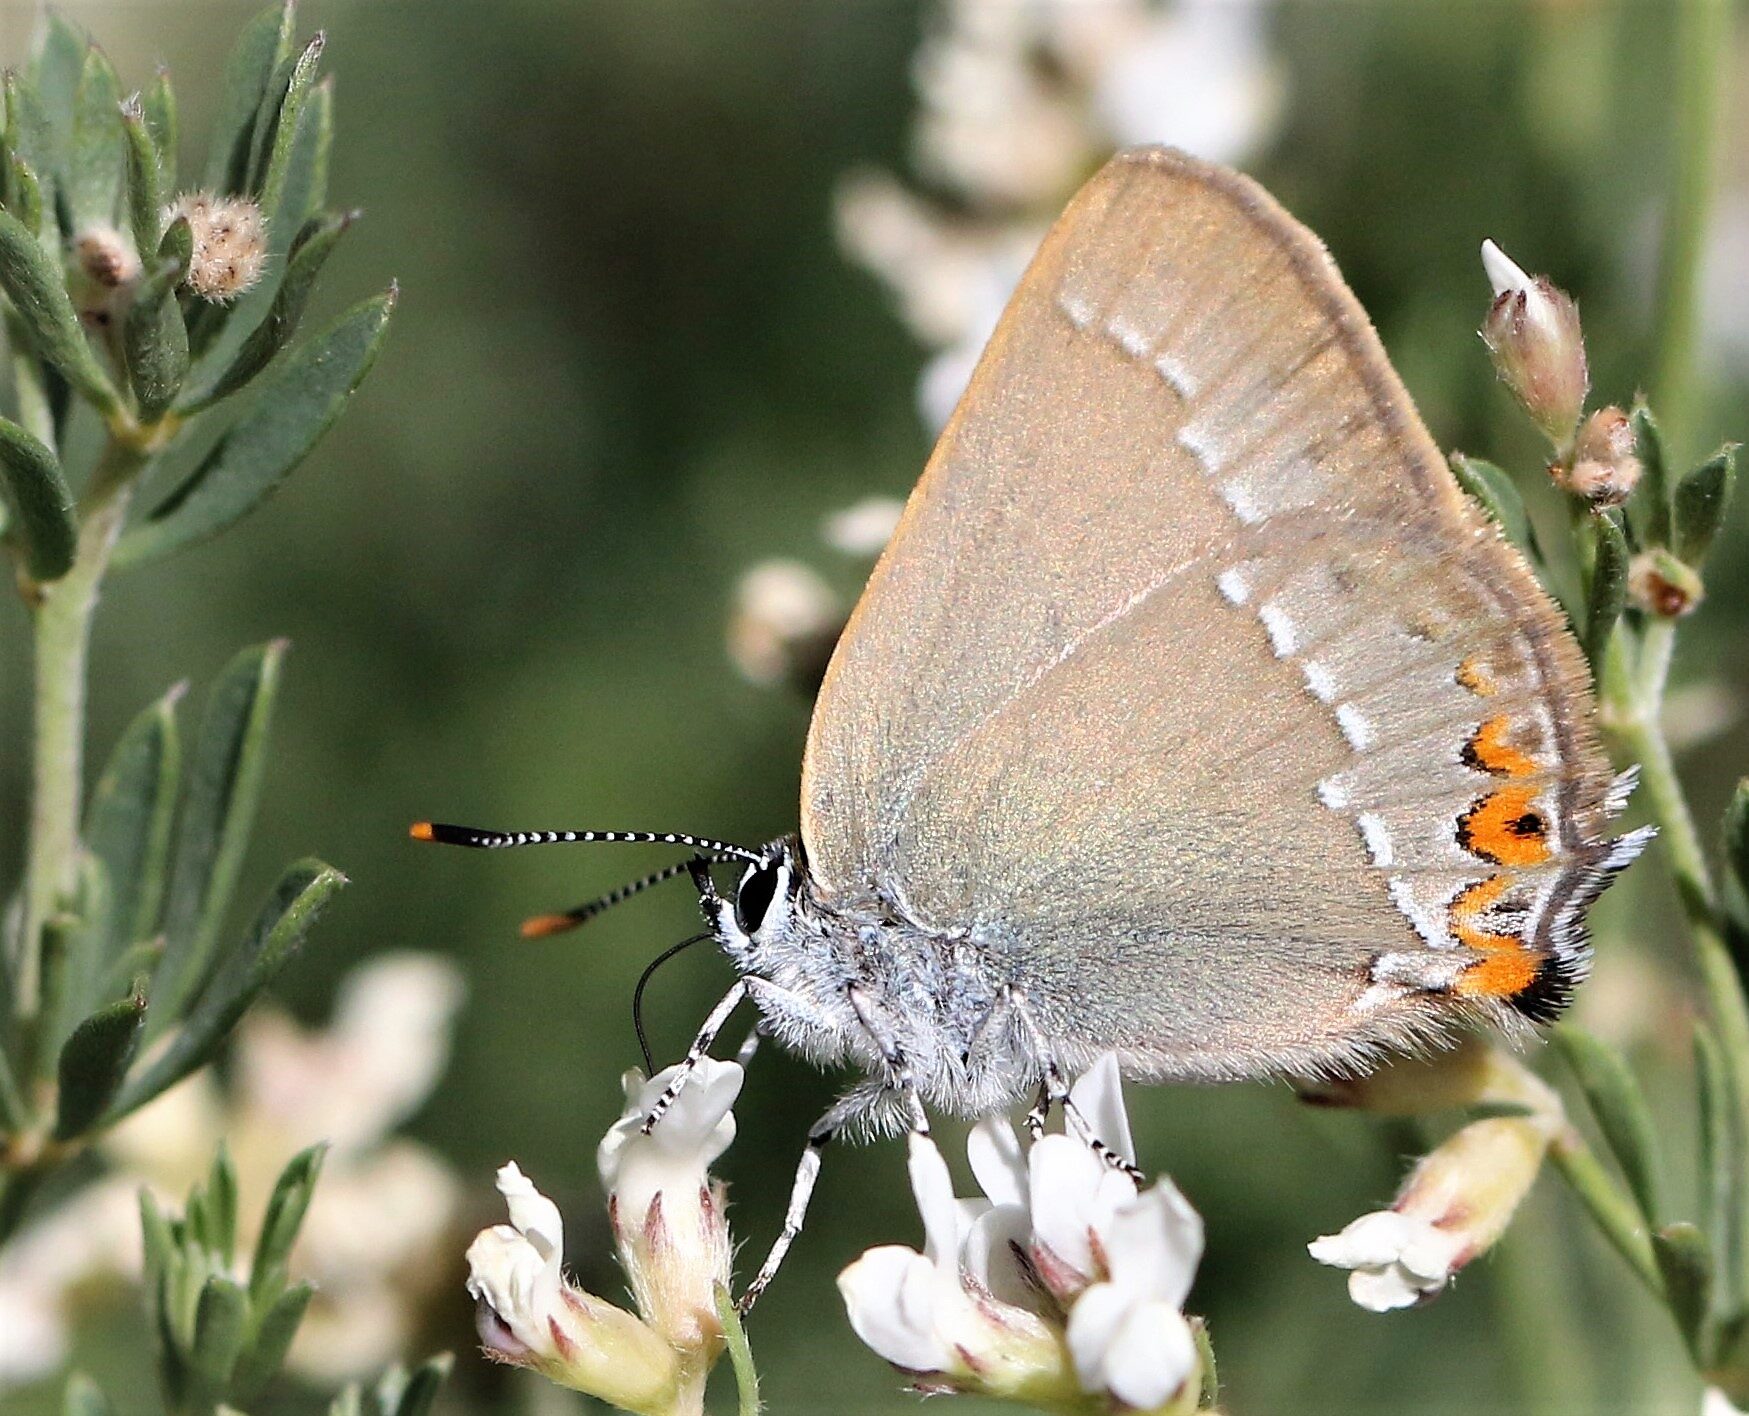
[714,837,806,968]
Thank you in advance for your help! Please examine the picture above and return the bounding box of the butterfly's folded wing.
[802,148,1643,1079]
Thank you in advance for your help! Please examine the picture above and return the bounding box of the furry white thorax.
[711,838,1044,1136]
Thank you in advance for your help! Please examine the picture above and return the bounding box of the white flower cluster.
[466,1058,742,1416]
[838,0,1283,429]
[839,1056,1206,1414]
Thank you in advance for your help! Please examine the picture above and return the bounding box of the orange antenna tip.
[409,821,436,841]
[520,913,581,939]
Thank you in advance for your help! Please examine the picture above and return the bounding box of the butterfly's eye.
[734,859,785,936]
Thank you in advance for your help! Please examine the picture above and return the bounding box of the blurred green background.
[2,1,1747,1412]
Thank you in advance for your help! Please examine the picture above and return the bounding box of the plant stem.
[16,440,146,1028]
[1650,0,1729,460]
[1549,1125,1665,1301]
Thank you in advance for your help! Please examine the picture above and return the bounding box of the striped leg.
[737,1102,845,1314]
[845,982,931,1136]
[1007,986,1143,1183]
[639,979,748,1134]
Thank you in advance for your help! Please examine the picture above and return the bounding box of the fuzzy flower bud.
[1310,1047,1562,1311]
[1628,549,1705,618]
[1559,406,1642,507]
[597,1059,740,1354]
[1480,239,1588,446]
[465,1164,681,1413]
[69,225,142,330]
[163,192,267,303]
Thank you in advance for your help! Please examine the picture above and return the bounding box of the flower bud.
[163,192,267,303]
[69,225,143,330]
[1558,406,1641,507]
[597,1060,740,1355]
[1628,549,1705,618]
[1480,239,1588,446]
[465,1164,681,1412]
[1310,1049,1562,1311]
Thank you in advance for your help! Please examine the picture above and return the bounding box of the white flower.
[597,1060,741,1351]
[821,496,905,557]
[466,1164,681,1413]
[726,559,841,687]
[839,1053,1204,1413]
[1310,1048,1563,1312]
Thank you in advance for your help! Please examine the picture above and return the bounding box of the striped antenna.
[521,858,701,938]
[409,821,763,864]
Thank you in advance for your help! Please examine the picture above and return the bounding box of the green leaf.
[123,222,193,421]
[1728,779,1749,904]
[28,16,85,239]
[118,288,396,565]
[211,1144,240,1268]
[1451,453,1534,550]
[251,1142,327,1305]
[150,641,285,1027]
[1673,443,1737,567]
[275,77,331,244]
[52,991,145,1139]
[1695,1024,1746,1323]
[143,67,178,198]
[1585,510,1629,668]
[109,860,344,1119]
[4,152,43,237]
[329,1386,363,1416]
[120,96,163,260]
[61,1372,111,1416]
[1653,1222,1714,1363]
[35,912,82,1081]
[179,210,354,412]
[188,1274,249,1396]
[256,33,324,218]
[1632,403,1673,548]
[68,43,124,231]
[0,204,122,414]
[139,1189,176,1289]
[231,1281,314,1402]
[715,1285,760,1416]
[87,683,184,962]
[1554,1026,1664,1225]
[0,1034,27,1133]
[391,1354,452,1416]
[203,2,295,195]
[0,412,75,579]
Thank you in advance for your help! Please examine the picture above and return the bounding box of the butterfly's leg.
[735,1090,867,1315]
[845,981,932,1136]
[1025,1080,1053,1141]
[639,978,749,1134]
[1005,985,1143,1182]
[734,1023,764,1068]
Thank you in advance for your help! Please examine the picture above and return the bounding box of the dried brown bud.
[1558,405,1641,507]
[163,191,268,303]
[1480,240,1588,446]
[1627,550,1704,618]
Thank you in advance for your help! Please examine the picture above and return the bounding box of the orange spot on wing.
[1455,949,1543,999]
[1450,875,1523,951]
[1464,715,1541,778]
[1455,657,1497,697]
[1458,785,1552,867]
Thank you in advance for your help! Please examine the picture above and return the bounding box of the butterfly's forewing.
[802,148,1642,1079]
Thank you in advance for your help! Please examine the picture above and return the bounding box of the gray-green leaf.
[53,990,145,1140]
[231,1281,314,1402]
[1695,1024,1746,1324]
[120,96,163,260]
[256,32,325,218]
[0,204,122,414]
[1653,1221,1714,1363]
[1673,444,1737,567]
[60,1373,111,1416]
[124,238,192,422]
[203,2,295,195]
[118,287,395,565]
[86,682,184,964]
[143,67,178,197]
[391,1354,453,1416]
[0,413,76,579]
[110,859,344,1120]
[1584,510,1629,668]
[150,641,285,1028]
[1555,1026,1664,1226]
[1451,453,1535,552]
[68,43,124,232]
[251,1142,327,1305]
[1632,403,1673,548]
